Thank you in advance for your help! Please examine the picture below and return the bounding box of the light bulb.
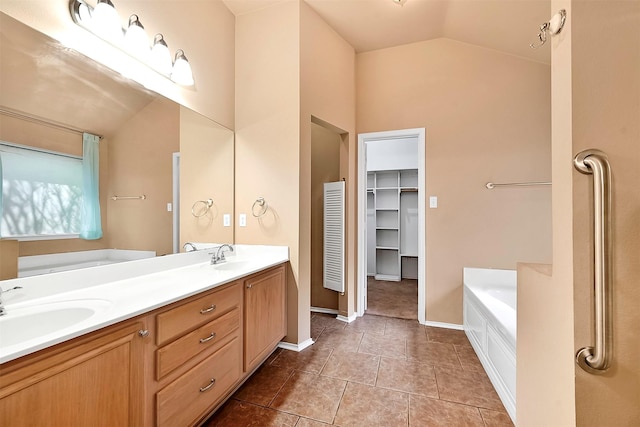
[171,50,194,86]
[150,34,172,75]
[124,15,150,59]
[92,0,122,42]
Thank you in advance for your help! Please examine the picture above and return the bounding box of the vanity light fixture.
[92,0,122,42]
[150,34,173,75]
[124,15,149,59]
[69,0,195,87]
[171,50,194,86]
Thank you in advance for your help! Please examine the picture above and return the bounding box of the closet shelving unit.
[367,169,418,281]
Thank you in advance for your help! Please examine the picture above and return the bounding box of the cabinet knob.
[138,330,149,337]
[199,378,216,392]
[246,284,252,289]
[199,304,217,314]
[199,332,217,343]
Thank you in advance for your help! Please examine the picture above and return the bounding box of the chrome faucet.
[183,242,198,252]
[0,285,23,316]
[211,244,234,265]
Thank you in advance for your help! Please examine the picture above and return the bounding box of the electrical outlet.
[166,202,172,212]
[223,214,231,227]
[429,196,438,208]
[239,213,247,227]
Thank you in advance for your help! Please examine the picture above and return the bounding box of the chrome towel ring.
[191,199,214,217]
[252,197,268,217]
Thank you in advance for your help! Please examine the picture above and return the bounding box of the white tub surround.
[18,249,156,277]
[0,244,289,363]
[463,267,517,424]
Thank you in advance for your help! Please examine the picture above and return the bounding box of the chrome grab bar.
[573,149,612,374]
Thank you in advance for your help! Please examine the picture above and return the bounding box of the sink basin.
[0,299,112,348]
[212,260,254,271]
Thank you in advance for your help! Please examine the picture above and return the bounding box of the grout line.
[331,380,350,425]
[374,355,382,387]
[266,367,296,409]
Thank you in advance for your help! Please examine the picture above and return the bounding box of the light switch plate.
[223,214,231,227]
[166,202,172,212]
[429,196,438,208]
[239,213,247,227]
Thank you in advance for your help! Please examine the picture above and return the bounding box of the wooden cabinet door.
[243,265,286,372]
[0,321,145,426]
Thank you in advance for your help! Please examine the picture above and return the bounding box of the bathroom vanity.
[0,246,288,426]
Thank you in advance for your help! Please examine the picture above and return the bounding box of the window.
[0,143,83,238]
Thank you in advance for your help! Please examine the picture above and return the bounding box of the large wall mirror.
[0,12,234,274]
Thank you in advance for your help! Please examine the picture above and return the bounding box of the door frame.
[357,128,426,323]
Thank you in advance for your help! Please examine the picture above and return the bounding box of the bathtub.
[463,267,516,424]
[18,249,156,278]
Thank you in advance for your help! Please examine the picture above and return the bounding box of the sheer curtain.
[80,133,102,240]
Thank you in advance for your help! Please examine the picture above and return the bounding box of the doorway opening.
[357,128,426,323]
[309,117,349,318]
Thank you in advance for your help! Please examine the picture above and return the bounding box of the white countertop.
[0,244,289,364]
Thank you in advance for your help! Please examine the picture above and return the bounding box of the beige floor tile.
[435,367,505,411]
[314,328,364,353]
[271,347,333,374]
[358,332,407,359]
[385,318,427,340]
[344,314,387,335]
[296,418,331,427]
[366,278,418,320]
[311,323,325,341]
[270,371,346,424]
[479,409,515,427]
[409,395,484,427]
[234,364,294,406]
[426,327,471,346]
[311,313,347,331]
[406,340,462,368]
[334,382,409,427]
[376,357,439,398]
[205,400,299,426]
[320,351,380,385]
[455,344,486,373]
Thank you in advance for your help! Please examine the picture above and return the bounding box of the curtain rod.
[0,106,103,140]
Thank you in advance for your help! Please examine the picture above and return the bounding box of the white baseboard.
[337,313,358,323]
[278,338,314,352]
[424,320,464,330]
[310,307,339,315]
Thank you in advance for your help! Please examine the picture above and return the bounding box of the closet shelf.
[376,246,399,250]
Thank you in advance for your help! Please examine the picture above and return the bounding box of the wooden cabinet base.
[0,321,145,427]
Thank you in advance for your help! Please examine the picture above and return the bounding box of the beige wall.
[571,1,640,424]
[516,0,576,425]
[0,0,235,129]
[310,123,340,310]
[301,1,357,321]
[357,38,552,324]
[179,106,235,247]
[236,0,356,344]
[107,97,179,255]
[235,1,301,343]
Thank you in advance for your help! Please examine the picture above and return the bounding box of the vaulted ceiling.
[223,0,552,64]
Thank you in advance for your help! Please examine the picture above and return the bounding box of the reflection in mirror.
[0,13,234,279]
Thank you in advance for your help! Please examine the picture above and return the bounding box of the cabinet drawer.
[156,308,240,380]
[157,282,241,345]
[156,336,241,427]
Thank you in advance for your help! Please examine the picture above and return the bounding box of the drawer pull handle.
[200,304,216,314]
[199,378,216,392]
[199,332,217,343]
[138,329,149,337]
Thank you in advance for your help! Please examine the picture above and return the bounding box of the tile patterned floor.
[204,313,514,427]
[365,278,418,320]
